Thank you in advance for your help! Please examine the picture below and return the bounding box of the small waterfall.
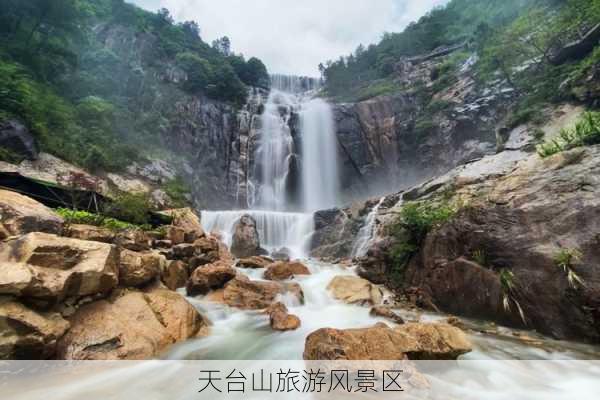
[300,98,340,211]
[351,197,386,257]
[270,74,321,93]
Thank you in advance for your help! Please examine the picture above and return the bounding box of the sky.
[130,0,449,76]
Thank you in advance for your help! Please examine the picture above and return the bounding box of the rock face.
[161,261,188,291]
[230,215,261,258]
[327,276,383,305]
[56,288,209,360]
[0,298,70,359]
[186,261,237,296]
[0,233,118,304]
[0,189,63,239]
[266,302,301,331]
[0,120,39,160]
[119,250,164,287]
[223,276,304,310]
[303,323,472,360]
[65,224,114,243]
[264,261,310,281]
[310,208,361,259]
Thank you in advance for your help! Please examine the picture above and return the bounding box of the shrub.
[103,192,154,226]
[163,177,191,208]
[537,112,600,157]
[555,248,585,289]
[56,208,141,231]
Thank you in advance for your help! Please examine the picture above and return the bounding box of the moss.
[162,177,191,208]
[102,192,154,226]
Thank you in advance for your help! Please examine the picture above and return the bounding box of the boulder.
[0,189,63,239]
[119,250,164,287]
[158,208,205,239]
[0,298,70,359]
[165,226,186,245]
[161,261,189,291]
[0,120,38,160]
[370,306,405,324]
[56,288,210,360]
[303,323,472,360]
[0,233,118,304]
[236,256,274,269]
[223,276,304,310]
[266,302,301,331]
[114,230,152,252]
[327,276,383,305]
[0,263,32,296]
[65,224,114,243]
[230,214,260,258]
[186,261,237,296]
[264,261,311,281]
[271,247,291,261]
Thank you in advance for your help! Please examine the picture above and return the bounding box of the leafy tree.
[176,52,213,93]
[212,36,231,56]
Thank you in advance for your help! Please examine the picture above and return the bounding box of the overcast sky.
[130,0,449,76]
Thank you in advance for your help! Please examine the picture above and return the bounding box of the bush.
[163,177,191,208]
[103,192,154,226]
[537,112,600,157]
[56,208,142,231]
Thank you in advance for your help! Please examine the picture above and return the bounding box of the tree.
[176,52,213,93]
[245,57,269,87]
[212,36,231,56]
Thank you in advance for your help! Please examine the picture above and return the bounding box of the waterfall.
[351,197,386,257]
[300,98,340,211]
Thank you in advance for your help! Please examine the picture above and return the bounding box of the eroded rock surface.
[230,215,260,258]
[0,189,63,239]
[264,261,310,281]
[327,276,383,305]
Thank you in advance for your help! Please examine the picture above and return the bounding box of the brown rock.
[65,224,114,243]
[119,250,164,287]
[165,226,186,245]
[237,256,274,269]
[370,306,405,324]
[303,323,472,360]
[0,233,118,303]
[223,277,304,310]
[0,189,63,238]
[56,288,209,360]
[186,261,237,296]
[0,298,70,359]
[114,230,152,252]
[161,261,189,291]
[230,214,260,258]
[266,302,301,331]
[158,208,205,239]
[264,261,311,281]
[327,276,383,305]
[0,263,33,296]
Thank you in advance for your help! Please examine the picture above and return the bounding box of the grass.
[554,248,585,289]
[56,208,146,232]
[332,78,402,103]
[162,177,191,208]
[537,112,600,158]
[472,249,487,266]
[499,268,526,325]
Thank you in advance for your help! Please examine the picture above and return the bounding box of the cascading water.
[351,197,386,257]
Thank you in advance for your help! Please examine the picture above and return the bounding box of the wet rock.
[303,323,472,360]
[161,261,189,291]
[186,261,237,296]
[0,298,70,359]
[223,276,304,310]
[0,233,118,304]
[264,261,311,281]
[236,256,273,269]
[0,120,38,160]
[0,189,63,239]
[266,302,301,331]
[56,288,209,360]
[357,237,395,284]
[327,276,383,305]
[271,247,291,261]
[370,306,405,324]
[65,224,115,243]
[230,214,260,258]
[119,250,164,287]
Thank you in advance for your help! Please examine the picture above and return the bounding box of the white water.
[351,197,386,257]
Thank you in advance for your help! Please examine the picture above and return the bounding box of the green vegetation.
[56,208,143,231]
[389,201,456,281]
[537,112,600,157]
[472,249,487,266]
[103,192,154,226]
[162,177,191,208]
[0,0,269,172]
[499,268,527,324]
[554,248,585,289]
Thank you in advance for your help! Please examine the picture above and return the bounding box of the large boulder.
[223,276,304,310]
[264,261,311,281]
[157,208,205,240]
[161,260,189,291]
[56,288,210,360]
[0,297,70,359]
[327,276,383,305]
[303,323,472,360]
[186,261,237,296]
[119,250,164,287]
[0,189,63,239]
[0,120,38,160]
[236,256,273,269]
[266,302,301,331]
[65,224,115,243]
[0,263,32,296]
[230,214,260,258]
[0,233,118,304]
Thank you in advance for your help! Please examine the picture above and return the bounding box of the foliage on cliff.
[0,0,269,172]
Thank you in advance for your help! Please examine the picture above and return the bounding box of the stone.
[327,276,383,305]
[271,247,291,261]
[0,297,70,359]
[56,288,209,360]
[303,323,472,360]
[186,261,237,296]
[158,208,205,238]
[230,214,260,258]
[0,233,118,303]
[161,261,189,291]
[165,226,186,245]
[370,306,405,324]
[65,224,114,243]
[264,261,311,281]
[114,230,152,252]
[0,263,32,296]
[0,120,38,160]
[223,277,304,310]
[236,256,273,269]
[0,189,63,239]
[119,249,164,287]
[266,302,301,331]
